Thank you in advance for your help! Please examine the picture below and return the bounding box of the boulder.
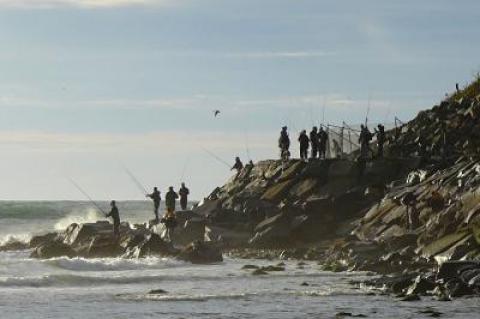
[29,232,58,248]
[177,241,223,264]
[31,241,75,259]
[125,233,176,258]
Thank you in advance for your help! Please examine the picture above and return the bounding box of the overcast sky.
[0,0,479,200]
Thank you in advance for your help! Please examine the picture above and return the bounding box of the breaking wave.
[0,233,31,246]
[44,256,182,272]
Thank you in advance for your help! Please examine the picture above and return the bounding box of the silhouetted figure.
[231,157,244,178]
[456,83,460,93]
[161,209,177,242]
[278,126,291,159]
[402,192,419,230]
[298,130,309,161]
[165,186,178,213]
[375,124,386,158]
[309,126,319,159]
[359,124,373,159]
[179,183,190,210]
[146,187,161,223]
[318,127,328,159]
[106,200,120,238]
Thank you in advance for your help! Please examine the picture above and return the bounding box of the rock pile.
[0,220,223,264]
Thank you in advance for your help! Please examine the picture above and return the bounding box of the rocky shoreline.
[2,79,480,302]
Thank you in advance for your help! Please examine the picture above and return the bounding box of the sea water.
[0,201,478,319]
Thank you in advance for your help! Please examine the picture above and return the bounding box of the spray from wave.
[54,209,104,231]
[0,233,32,246]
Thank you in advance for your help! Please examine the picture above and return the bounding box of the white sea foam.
[44,256,182,272]
[0,233,31,246]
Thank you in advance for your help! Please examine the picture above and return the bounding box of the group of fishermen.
[278,124,386,162]
[106,183,190,241]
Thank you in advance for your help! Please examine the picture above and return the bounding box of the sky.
[0,0,479,200]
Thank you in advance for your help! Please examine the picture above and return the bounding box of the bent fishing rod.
[122,165,149,196]
[201,147,231,168]
[67,177,107,216]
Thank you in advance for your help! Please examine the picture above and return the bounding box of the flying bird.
[213,110,221,117]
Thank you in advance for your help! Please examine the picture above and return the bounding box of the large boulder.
[29,232,59,248]
[31,241,75,259]
[177,241,223,264]
[249,213,291,247]
[124,233,177,258]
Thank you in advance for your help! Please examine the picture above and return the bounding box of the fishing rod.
[244,129,252,161]
[201,147,231,168]
[122,165,148,196]
[67,177,107,216]
[180,155,190,182]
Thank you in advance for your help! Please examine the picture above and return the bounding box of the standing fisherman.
[146,187,161,223]
[106,200,120,239]
[359,124,373,159]
[165,186,179,213]
[298,130,310,161]
[179,182,190,210]
[231,157,244,179]
[375,124,386,158]
[278,126,291,159]
[309,126,319,159]
[318,127,328,159]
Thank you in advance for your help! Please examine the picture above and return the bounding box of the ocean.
[0,201,478,319]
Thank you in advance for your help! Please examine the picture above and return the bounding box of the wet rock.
[148,289,168,295]
[398,294,421,301]
[29,232,58,248]
[241,264,259,270]
[335,312,367,318]
[406,274,436,296]
[252,269,268,276]
[437,260,480,281]
[260,265,285,272]
[126,233,176,258]
[177,241,223,264]
[419,309,443,318]
[31,241,75,259]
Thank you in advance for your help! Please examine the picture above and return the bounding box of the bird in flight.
[213,110,221,117]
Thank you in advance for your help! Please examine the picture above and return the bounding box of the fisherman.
[402,192,419,230]
[106,200,120,239]
[359,124,373,159]
[309,126,319,159]
[161,208,177,242]
[278,126,290,159]
[375,124,386,158]
[165,186,179,213]
[179,182,190,210]
[318,127,328,159]
[298,130,310,161]
[146,187,161,223]
[231,156,244,178]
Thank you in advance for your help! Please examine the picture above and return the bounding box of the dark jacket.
[106,206,120,224]
[179,187,190,199]
[148,190,161,204]
[165,190,179,210]
[298,133,310,148]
